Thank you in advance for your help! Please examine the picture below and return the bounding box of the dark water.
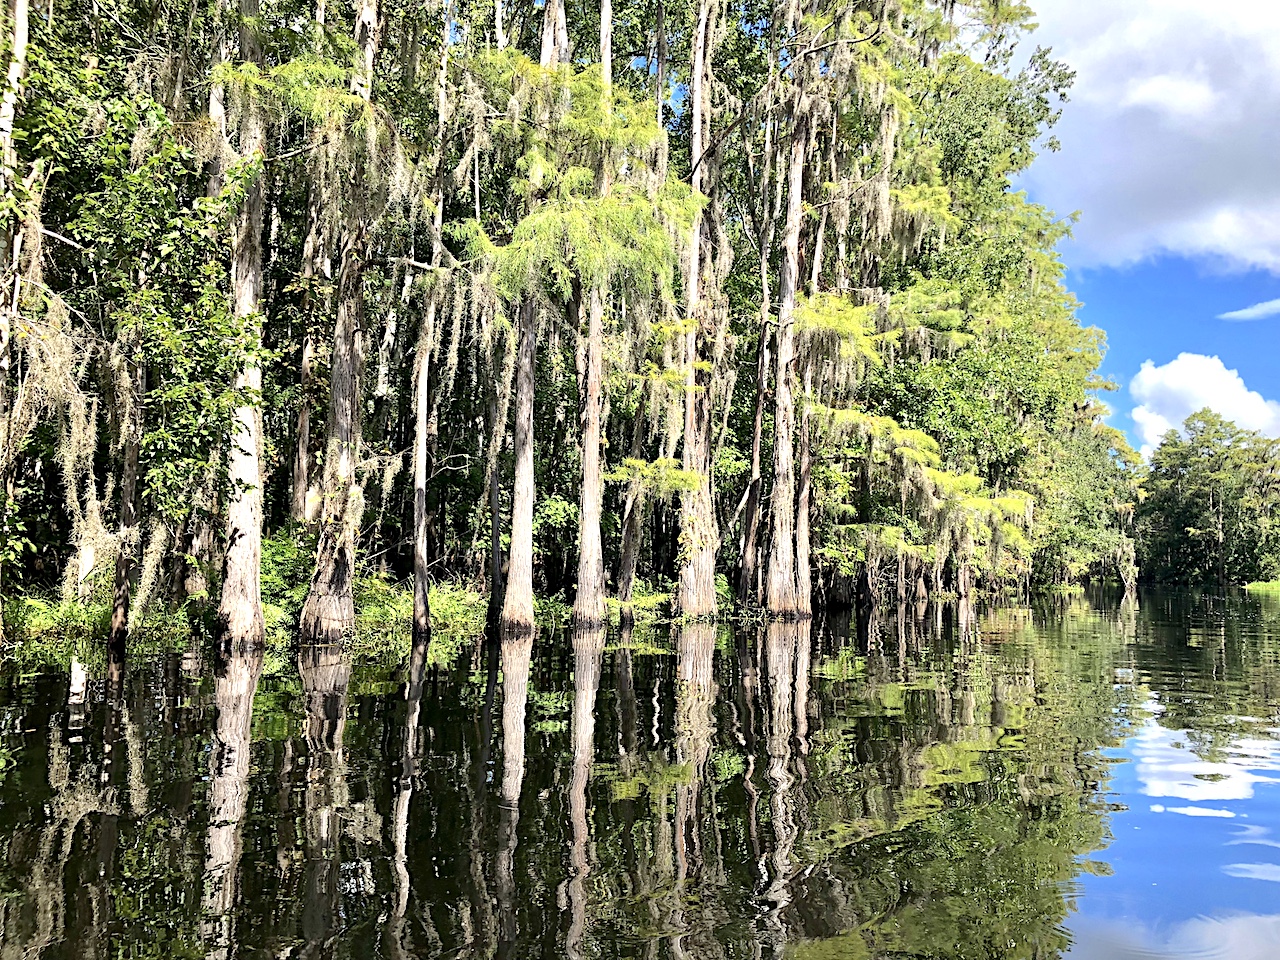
[2,591,1280,959]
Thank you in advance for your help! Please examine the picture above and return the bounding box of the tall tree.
[299,0,381,641]
[217,0,268,646]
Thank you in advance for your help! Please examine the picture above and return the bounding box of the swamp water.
[1,591,1279,958]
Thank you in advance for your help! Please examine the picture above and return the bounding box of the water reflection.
[567,626,605,960]
[297,642,352,955]
[4,592,1280,957]
[497,632,533,959]
[202,642,264,960]
[386,631,428,958]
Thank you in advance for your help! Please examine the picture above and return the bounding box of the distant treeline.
[1137,409,1280,588]
[0,0,1143,644]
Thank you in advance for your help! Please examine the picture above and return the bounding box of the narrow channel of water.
[0,590,1278,958]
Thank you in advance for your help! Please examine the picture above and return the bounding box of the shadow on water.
[2,589,1280,956]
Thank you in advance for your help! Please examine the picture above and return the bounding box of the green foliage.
[1137,410,1280,586]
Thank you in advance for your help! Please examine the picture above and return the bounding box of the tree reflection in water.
[6,593,1280,957]
[202,641,264,960]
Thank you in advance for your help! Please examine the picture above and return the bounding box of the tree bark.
[539,0,566,67]
[0,0,27,644]
[110,340,143,649]
[573,10,612,629]
[737,102,783,611]
[654,0,667,129]
[615,392,647,625]
[675,0,718,620]
[218,5,267,646]
[500,299,536,638]
[291,43,333,524]
[573,287,606,626]
[299,237,365,641]
[412,297,436,642]
[291,331,315,522]
[300,0,378,641]
[795,364,812,618]
[487,383,505,625]
[766,102,807,619]
[737,315,771,606]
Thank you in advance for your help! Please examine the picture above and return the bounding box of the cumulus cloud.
[1066,913,1280,959]
[1129,353,1280,457]
[1219,298,1280,321]
[1023,0,1280,272]
[1224,864,1280,883]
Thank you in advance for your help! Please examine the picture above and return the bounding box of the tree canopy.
[0,0,1145,641]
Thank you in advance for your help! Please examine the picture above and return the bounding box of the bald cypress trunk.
[218,1,267,646]
[766,103,807,619]
[110,346,143,649]
[573,9,612,629]
[412,298,436,643]
[410,3,453,642]
[616,392,647,625]
[500,299,536,638]
[487,384,505,625]
[502,0,567,638]
[300,239,365,642]
[291,5,332,525]
[573,287,606,627]
[291,329,316,522]
[737,302,771,606]
[300,0,377,642]
[675,0,718,620]
[0,0,29,643]
[795,365,812,618]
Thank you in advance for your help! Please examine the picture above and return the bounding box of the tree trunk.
[110,346,143,649]
[766,103,807,619]
[615,394,647,625]
[0,0,28,640]
[574,9,612,628]
[573,287,606,626]
[412,297,437,642]
[292,178,331,524]
[487,384,505,625]
[794,364,812,618]
[539,0,566,67]
[654,0,667,129]
[675,0,718,620]
[737,313,771,606]
[291,332,315,522]
[500,299,536,638]
[218,12,267,645]
[300,0,377,641]
[299,237,365,641]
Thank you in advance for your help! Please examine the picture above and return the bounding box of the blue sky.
[1067,258,1280,452]
[1015,0,1280,455]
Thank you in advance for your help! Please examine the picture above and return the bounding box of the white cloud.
[1023,1,1280,272]
[1066,913,1280,959]
[1132,698,1280,801]
[1224,864,1280,883]
[1129,353,1280,456]
[1219,298,1280,321]
[1153,805,1237,818]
